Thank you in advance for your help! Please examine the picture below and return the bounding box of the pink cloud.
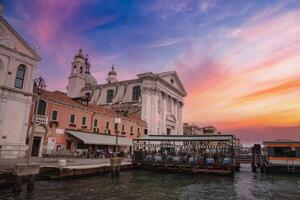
[173,5,300,138]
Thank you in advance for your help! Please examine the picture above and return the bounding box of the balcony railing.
[36,115,48,124]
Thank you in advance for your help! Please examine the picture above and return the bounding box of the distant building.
[202,126,220,135]
[67,49,187,135]
[28,89,147,157]
[183,124,221,135]
[0,5,40,158]
[183,123,203,135]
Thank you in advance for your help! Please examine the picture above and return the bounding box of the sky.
[3,0,300,145]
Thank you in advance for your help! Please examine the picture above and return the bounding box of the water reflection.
[0,165,299,200]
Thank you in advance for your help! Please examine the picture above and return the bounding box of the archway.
[30,124,50,157]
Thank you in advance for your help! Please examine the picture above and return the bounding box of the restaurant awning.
[66,130,132,146]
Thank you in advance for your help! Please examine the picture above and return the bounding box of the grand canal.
[1,165,299,200]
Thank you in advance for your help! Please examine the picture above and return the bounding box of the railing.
[133,152,234,167]
[36,115,48,124]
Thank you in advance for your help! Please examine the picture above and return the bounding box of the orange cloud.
[178,5,300,136]
[235,77,300,105]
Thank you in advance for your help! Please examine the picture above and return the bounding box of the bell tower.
[106,65,118,83]
[67,49,86,98]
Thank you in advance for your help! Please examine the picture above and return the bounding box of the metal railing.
[36,115,48,124]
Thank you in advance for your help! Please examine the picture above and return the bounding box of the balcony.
[36,115,48,124]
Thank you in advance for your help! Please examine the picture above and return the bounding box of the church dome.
[108,66,117,75]
[85,73,97,86]
[74,49,85,63]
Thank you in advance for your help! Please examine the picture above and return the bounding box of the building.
[183,123,203,135]
[66,50,187,135]
[28,88,147,157]
[202,126,220,135]
[0,5,40,158]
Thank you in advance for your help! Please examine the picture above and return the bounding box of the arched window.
[15,65,26,89]
[132,86,141,101]
[37,100,47,116]
[106,89,114,103]
[80,66,83,73]
[73,66,77,74]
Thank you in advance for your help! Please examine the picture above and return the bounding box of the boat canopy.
[134,135,236,142]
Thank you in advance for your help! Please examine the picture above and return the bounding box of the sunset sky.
[4,0,300,145]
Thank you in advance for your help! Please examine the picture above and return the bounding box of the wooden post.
[110,157,121,178]
[13,176,22,193]
[27,175,35,191]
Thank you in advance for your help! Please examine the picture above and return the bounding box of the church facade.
[0,6,40,158]
[66,50,187,135]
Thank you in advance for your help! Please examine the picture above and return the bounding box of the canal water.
[0,165,299,200]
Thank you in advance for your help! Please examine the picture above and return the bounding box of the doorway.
[31,136,41,156]
[167,128,171,135]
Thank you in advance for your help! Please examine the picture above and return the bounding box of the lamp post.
[109,102,122,178]
[114,116,121,157]
[26,76,46,164]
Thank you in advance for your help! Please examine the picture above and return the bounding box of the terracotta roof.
[127,112,147,126]
[37,89,147,124]
[38,89,115,115]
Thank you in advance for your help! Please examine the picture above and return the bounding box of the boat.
[262,140,300,173]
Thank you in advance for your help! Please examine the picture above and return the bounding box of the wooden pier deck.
[133,162,235,175]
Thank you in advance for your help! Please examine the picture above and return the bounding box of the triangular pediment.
[158,71,187,96]
[0,16,40,61]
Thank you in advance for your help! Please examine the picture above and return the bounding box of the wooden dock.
[39,162,132,179]
[133,162,235,175]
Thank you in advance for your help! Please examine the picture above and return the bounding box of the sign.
[115,117,121,124]
[47,137,56,153]
[56,128,64,134]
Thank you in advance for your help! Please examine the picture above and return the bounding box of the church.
[0,5,40,158]
[67,49,187,135]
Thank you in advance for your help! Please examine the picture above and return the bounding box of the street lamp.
[114,116,121,157]
[26,76,46,164]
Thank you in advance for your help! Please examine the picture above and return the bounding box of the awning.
[66,130,132,146]
[133,135,234,142]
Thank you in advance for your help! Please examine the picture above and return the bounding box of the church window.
[15,65,26,89]
[37,100,47,116]
[132,86,141,101]
[106,89,114,103]
[80,66,83,73]
[170,79,174,84]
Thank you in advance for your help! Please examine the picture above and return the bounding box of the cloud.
[146,37,188,48]
[175,3,300,136]
[235,77,300,105]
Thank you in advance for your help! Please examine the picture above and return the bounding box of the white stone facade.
[70,67,187,135]
[0,12,40,158]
